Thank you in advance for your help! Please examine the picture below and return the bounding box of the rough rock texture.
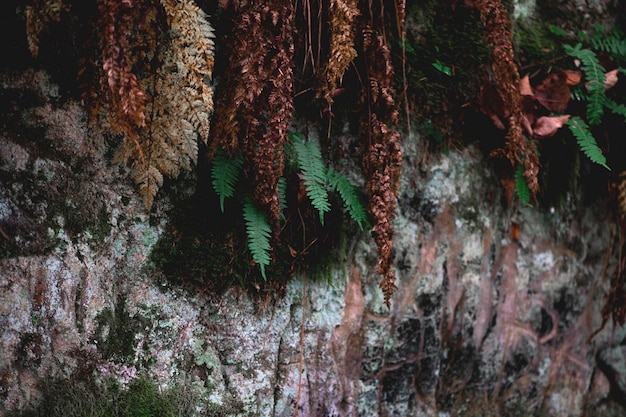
[1,66,626,417]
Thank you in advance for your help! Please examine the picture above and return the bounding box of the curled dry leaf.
[535,70,571,113]
[533,115,570,139]
[563,69,582,86]
[519,74,534,97]
[604,69,619,91]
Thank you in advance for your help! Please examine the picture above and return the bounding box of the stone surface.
[1,17,626,417]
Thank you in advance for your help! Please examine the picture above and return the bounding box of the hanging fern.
[604,97,626,122]
[211,150,244,213]
[565,43,606,125]
[291,133,331,224]
[243,200,272,280]
[277,176,288,214]
[567,116,609,170]
[514,165,531,206]
[590,31,626,64]
[326,168,370,230]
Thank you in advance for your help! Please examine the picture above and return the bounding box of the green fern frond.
[243,200,272,280]
[326,168,370,230]
[604,97,626,122]
[211,150,243,212]
[567,116,610,170]
[290,133,331,224]
[565,43,606,125]
[514,165,531,206]
[591,33,626,63]
[277,176,287,220]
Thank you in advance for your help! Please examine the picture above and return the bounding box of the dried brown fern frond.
[360,25,402,307]
[120,0,215,210]
[25,0,64,57]
[250,0,294,232]
[213,0,295,234]
[211,3,269,156]
[318,0,359,106]
[475,0,540,197]
[159,0,214,140]
[97,0,147,149]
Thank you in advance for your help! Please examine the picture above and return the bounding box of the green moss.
[399,1,489,145]
[123,378,176,417]
[5,375,239,417]
[150,166,348,297]
[513,18,562,69]
[149,201,252,292]
[94,295,148,362]
[47,181,112,246]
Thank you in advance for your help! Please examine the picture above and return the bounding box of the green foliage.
[211,150,244,213]
[603,96,626,122]
[586,27,626,65]
[7,375,240,417]
[514,165,531,206]
[277,176,288,216]
[566,116,609,170]
[209,131,369,279]
[242,200,272,280]
[94,296,144,362]
[326,168,370,230]
[564,43,606,125]
[124,378,174,417]
[291,132,331,224]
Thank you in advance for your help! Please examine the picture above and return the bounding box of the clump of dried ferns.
[25,0,64,57]
[212,0,294,237]
[25,0,404,304]
[475,0,540,198]
[317,0,359,107]
[28,0,215,210]
[359,0,404,306]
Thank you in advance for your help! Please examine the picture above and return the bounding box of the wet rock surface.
[1,65,626,417]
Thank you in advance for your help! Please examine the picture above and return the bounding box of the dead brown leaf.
[519,74,534,97]
[604,69,619,91]
[563,69,582,86]
[533,115,571,139]
[535,71,571,113]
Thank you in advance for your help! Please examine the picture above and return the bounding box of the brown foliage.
[474,0,540,197]
[97,0,147,143]
[318,0,359,106]
[88,0,215,209]
[25,0,405,299]
[25,0,64,57]
[534,70,572,113]
[360,18,403,307]
[212,0,295,235]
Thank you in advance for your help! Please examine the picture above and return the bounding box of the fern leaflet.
[243,200,272,280]
[291,133,331,224]
[565,43,606,125]
[604,97,626,122]
[326,168,370,230]
[591,33,626,64]
[514,165,531,206]
[211,150,243,212]
[277,176,287,220]
[567,116,609,170]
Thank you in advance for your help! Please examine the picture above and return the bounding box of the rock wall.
[1,66,625,417]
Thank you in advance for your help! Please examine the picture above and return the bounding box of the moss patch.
[4,375,242,417]
[399,1,489,147]
[94,295,148,363]
[150,165,348,298]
